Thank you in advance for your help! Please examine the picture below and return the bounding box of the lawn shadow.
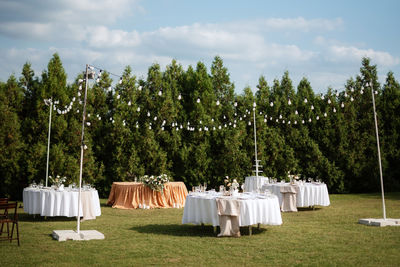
[100,202,111,208]
[357,192,400,200]
[18,213,76,222]
[130,224,266,237]
[297,207,323,212]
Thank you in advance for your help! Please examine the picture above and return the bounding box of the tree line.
[1,54,399,198]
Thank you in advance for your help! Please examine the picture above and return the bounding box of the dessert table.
[244,176,269,192]
[182,191,282,227]
[262,182,330,208]
[23,187,101,220]
[107,181,188,209]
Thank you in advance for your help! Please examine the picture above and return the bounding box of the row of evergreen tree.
[1,54,399,198]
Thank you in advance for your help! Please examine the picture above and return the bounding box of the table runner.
[280,185,298,212]
[216,198,241,237]
[107,181,188,209]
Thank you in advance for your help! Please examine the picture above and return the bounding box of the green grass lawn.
[1,193,400,266]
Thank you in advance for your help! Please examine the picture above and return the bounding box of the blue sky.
[0,0,399,93]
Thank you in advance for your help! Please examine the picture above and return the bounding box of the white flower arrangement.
[224,176,240,191]
[140,174,170,192]
[49,175,67,187]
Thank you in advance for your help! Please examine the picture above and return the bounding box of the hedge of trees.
[1,54,399,198]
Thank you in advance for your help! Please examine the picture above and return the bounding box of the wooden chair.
[0,198,8,235]
[0,202,20,246]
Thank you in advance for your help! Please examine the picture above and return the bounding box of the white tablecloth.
[244,176,269,192]
[262,183,330,207]
[23,188,101,219]
[182,192,282,227]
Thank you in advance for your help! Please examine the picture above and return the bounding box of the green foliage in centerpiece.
[140,174,170,192]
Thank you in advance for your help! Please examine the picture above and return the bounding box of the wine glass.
[219,185,225,193]
[203,182,207,192]
[241,183,245,192]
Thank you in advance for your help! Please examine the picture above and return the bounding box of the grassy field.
[1,193,399,266]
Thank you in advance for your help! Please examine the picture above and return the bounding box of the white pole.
[77,64,89,233]
[253,104,258,178]
[45,99,52,187]
[370,81,386,220]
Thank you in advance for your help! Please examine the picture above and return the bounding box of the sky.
[0,0,399,94]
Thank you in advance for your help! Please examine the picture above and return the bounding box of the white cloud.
[0,0,139,40]
[329,45,400,67]
[257,17,343,32]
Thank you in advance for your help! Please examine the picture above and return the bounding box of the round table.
[23,187,101,219]
[182,191,282,226]
[244,176,269,192]
[262,182,330,207]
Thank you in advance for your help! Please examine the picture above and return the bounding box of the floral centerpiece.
[49,175,67,188]
[224,176,240,195]
[140,174,170,192]
[287,171,300,184]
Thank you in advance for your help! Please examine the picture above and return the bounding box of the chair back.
[0,198,8,204]
[0,202,17,219]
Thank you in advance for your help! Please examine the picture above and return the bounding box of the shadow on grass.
[297,207,323,212]
[130,224,266,237]
[18,213,76,222]
[357,192,400,200]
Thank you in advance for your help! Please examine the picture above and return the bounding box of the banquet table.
[244,176,269,192]
[182,191,282,227]
[262,182,330,208]
[107,182,188,209]
[23,187,101,220]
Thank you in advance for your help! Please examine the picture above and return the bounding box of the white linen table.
[23,188,101,219]
[262,182,330,208]
[244,176,269,192]
[182,192,282,227]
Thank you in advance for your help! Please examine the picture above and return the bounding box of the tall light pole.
[52,64,103,241]
[77,64,90,233]
[359,80,399,226]
[370,81,386,220]
[44,98,53,187]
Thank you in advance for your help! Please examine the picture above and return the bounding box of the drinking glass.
[219,185,225,193]
[203,182,207,192]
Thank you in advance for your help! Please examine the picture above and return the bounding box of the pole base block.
[52,230,105,241]
[359,218,400,227]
